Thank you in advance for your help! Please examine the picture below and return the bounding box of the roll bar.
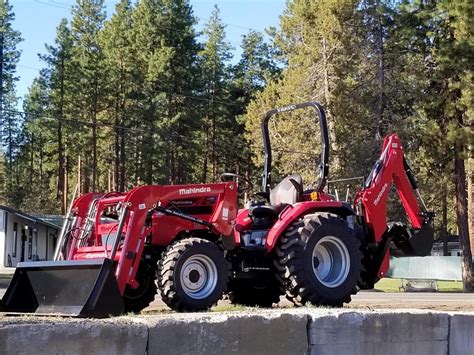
[261,101,330,193]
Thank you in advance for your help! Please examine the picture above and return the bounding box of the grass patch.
[437,280,463,292]
[211,304,250,312]
[374,278,402,292]
[374,278,463,293]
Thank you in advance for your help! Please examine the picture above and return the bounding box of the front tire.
[157,237,227,311]
[123,261,157,313]
[275,213,362,307]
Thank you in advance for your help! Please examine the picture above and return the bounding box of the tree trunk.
[39,145,44,205]
[117,67,126,192]
[442,183,448,256]
[57,120,65,212]
[92,78,99,191]
[7,114,12,170]
[321,37,339,171]
[114,108,120,192]
[134,132,141,185]
[202,137,208,183]
[92,116,97,191]
[64,154,68,210]
[0,29,4,126]
[468,150,473,253]
[374,0,385,140]
[29,133,34,185]
[119,125,125,191]
[168,94,176,184]
[455,146,472,292]
[57,58,66,213]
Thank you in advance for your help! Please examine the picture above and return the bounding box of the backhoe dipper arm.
[359,134,433,243]
[356,134,434,280]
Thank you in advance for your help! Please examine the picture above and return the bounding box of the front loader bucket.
[0,259,124,318]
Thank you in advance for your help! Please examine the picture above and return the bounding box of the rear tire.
[157,237,227,311]
[275,213,362,307]
[354,225,376,290]
[123,261,157,313]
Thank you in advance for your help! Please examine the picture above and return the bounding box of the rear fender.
[264,201,354,252]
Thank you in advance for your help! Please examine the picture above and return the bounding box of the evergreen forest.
[0,0,472,263]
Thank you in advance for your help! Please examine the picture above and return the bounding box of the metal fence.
[388,256,463,281]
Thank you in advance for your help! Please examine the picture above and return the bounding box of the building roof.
[0,205,61,230]
[32,214,65,228]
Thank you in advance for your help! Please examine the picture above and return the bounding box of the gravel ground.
[141,290,474,314]
[2,275,474,314]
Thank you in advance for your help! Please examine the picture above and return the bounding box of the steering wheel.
[220,173,254,192]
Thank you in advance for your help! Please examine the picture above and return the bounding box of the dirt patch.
[141,291,474,314]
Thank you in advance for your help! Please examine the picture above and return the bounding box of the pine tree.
[245,0,364,185]
[233,31,280,105]
[19,74,57,212]
[198,5,235,181]
[226,30,280,185]
[100,0,134,191]
[129,0,200,184]
[40,19,74,212]
[393,0,474,290]
[70,0,107,192]
[429,0,473,291]
[0,0,22,180]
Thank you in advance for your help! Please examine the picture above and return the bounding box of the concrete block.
[0,317,148,355]
[308,311,449,355]
[449,313,474,355]
[144,311,308,355]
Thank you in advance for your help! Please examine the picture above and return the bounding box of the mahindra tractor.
[0,101,434,317]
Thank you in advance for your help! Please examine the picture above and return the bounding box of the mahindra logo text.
[179,186,211,195]
[374,183,388,206]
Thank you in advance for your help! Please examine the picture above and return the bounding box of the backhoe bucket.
[0,259,124,318]
[390,223,434,257]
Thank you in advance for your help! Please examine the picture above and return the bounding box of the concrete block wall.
[0,318,148,355]
[308,311,449,355]
[0,309,472,354]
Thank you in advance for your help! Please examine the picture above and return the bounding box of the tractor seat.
[269,174,303,205]
[248,174,304,221]
[249,204,288,220]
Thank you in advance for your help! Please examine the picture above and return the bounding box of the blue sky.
[12,0,287,107]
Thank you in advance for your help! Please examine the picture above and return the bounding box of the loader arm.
[89,183,238,295]
[1,182,237,317]
[60,183,237,291]
[356,134,434,278]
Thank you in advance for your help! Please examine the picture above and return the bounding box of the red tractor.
[225,102,434,307]
[0,102,434,317]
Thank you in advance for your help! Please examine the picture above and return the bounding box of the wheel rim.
[180,254,218,299]
[312,236,350,288]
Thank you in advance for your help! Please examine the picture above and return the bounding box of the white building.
[0,205,61,273]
